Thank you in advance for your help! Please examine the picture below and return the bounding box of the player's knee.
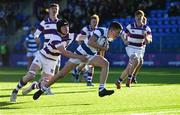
[25,71,36,81]
[130,54,139,65]
[102,60,109,68]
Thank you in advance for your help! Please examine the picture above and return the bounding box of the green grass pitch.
[0,67,180,115]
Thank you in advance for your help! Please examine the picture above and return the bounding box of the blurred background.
[0,0,179,67]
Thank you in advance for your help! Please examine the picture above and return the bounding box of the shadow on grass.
[54,89,96,95]
[0,101,28,110]
[0,89,96,98]
[42,103,92,108]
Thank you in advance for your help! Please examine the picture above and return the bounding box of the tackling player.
[10,19,87,102]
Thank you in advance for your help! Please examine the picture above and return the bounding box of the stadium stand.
[0,0,179,67]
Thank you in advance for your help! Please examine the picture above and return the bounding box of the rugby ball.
[97,37,107,46]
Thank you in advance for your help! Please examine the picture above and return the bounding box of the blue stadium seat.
[163,18,169,25]
[164,27,170,33]
[170,18,176,25]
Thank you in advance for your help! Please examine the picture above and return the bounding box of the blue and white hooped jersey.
[76,25,97,42]
[40,32,76,61]
[75,27,108,56]
[25,34,38,52]
[80,25,95,37]
[34,17,60,47]
[125,22,152,48]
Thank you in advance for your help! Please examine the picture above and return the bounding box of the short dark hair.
[57,19,69,32]
[48,3,59,9]
[109,21,123,30]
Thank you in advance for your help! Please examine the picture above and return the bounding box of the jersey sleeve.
[34,20,45,39]
[146,26,152,36]
[80,27,88,35]
[125,24,131,34]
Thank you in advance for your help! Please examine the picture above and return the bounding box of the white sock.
[99,84,105,92]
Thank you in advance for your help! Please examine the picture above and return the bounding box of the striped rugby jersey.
[34,17,60,47]
[40,33,76,61]
[125,22,152,48]
[80,25,97,39]
[76,27,108,56]
[25,34,38,52]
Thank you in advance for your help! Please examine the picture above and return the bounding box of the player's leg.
[33,61,78,100]
[82,65,88,81]
[115,67,128,89]
[126,54,140,87]
[41,56,61,95]
[72,63,86,82]
[86,65,94,86]
[55,55,61,74]
[26,52,34,70]
[89,55,114,97]
[10,63,40,102]
[27,56,33,69]
[131,58,143,83]
[39,73,54,95]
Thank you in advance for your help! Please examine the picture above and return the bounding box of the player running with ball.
[33,21,123,100]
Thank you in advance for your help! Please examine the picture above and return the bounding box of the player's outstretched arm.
[58,46,87,62]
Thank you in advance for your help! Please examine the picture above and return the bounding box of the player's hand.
[79,55,88,62]
[144,32,152,44]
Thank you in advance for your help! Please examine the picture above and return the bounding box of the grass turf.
[0,67,180,115]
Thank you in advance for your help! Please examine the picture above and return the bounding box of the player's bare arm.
[57,45,87,62]
[76,34,87,42]
[144,33,152,44]
[88,35,108,51]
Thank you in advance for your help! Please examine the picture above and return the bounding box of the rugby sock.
[15,78,27,91]
[37,82,48,92]
[75,67,80,74]
[99,84,105,92]
[32,82,38,89]
[117,78,123,83]
[41,86,48,92]
[128,75,132,80]
[132,74,136,78]
[83,71,88,81]
[87,72,93,83]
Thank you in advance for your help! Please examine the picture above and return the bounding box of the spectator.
[0,40,9,66]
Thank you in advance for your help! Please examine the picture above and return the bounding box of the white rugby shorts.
[32,52,57,76]
[126,46,145,59]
